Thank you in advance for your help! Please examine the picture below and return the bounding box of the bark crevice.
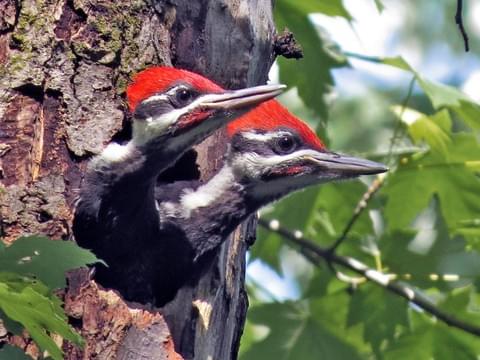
[0,0,276,358]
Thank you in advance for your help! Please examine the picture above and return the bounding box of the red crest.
[126,67,223,111]
[227,100,325,150]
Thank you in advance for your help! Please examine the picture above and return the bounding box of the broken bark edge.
[64,268,182,360]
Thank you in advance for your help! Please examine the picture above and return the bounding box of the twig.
[328,176,385,252]
[455,0,470,52]
[325,76,414,253]
[387,76,416,166]
[258,218,480,337]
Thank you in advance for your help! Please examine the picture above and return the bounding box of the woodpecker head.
[126,67,285,149]
[226,100,388,204]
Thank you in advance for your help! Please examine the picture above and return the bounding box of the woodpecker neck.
[158,165,252,259]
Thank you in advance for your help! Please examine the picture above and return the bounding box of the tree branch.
[328,176,385,252]
[258,218,480,337]
[455,0,470,52]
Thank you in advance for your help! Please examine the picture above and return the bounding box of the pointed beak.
[304,151,388,177]
[200,84,286,110]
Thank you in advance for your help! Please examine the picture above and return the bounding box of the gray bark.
[0,0,276,358]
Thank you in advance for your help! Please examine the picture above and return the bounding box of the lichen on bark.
[0,0,276,358]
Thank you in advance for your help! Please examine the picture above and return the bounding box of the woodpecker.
[73,67,285,302]
[148,99,388,305]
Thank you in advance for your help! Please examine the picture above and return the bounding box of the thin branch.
[455,0,470,52]
[258,218,480,337]
[387,76,416,165]
[326,75,414,252]
[328,176,385,252]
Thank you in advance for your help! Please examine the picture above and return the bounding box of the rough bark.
[0,0,275,358]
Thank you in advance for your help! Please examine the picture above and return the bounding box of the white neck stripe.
[179,166,236,218]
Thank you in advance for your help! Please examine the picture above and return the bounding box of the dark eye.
[274,134,297,154]
[173,88,194,107]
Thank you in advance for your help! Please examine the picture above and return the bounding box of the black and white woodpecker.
[150,99,388,305]
[73,67,285,302]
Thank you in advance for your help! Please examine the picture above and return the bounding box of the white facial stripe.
[242,130,292,142]
[236,149,321,168]
[141,94,168,104]
[132,94,215,146]
[142,85,187,104]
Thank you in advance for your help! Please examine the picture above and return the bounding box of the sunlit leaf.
[356,55,477,113]
[0,235,101,289]
[0,282,83,360]
[384,130,480,241]
[416,77,471,109]
[380,56,413,72]
[403,110,452,156]
[452,100,480,130]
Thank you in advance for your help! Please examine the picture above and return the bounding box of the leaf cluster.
[0,236,100,360]
[244,0,480,358]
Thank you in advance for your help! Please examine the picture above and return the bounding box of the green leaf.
[416,77,471,109]
[255,188,322,272]
[384,311,480,360]
[355,55,477,112]
[0,235,101,289]
[0,308,23,336]
[452,100,480,130]
[275,1,348,120]
[347,284,409,354]
[384,130,480,241]
[380,56,413,72]
[381,213,480,290]
[0,272,55,336]
[373,0,384,12]
[241,301,362,360]
[304,266,335,298]
[0,283,83,360]
[403,109,452,157]
[384,286,480,360]
[278,0,353,20]
[309,286,370,353]
[0,345,32,360]
[439,286,480,325]
[255,181,373,272]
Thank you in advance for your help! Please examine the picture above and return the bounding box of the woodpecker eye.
[273,134,297,154]
[173,88,194,107]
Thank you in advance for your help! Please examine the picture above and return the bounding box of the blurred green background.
[241,0,480,358]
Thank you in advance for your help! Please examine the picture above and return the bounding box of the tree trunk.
[0,0,275,358]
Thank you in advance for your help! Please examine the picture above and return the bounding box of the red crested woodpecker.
[72,67,285,302]
[150,100,388,305]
